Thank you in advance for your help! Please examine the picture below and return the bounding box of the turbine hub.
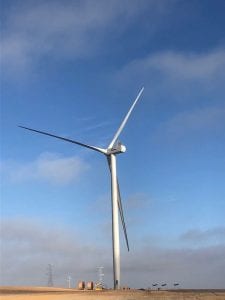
[107,142,126,155]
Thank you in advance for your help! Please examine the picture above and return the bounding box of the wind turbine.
[19,87,144,289]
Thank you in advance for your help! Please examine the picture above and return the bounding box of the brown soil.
[0,286,225,300]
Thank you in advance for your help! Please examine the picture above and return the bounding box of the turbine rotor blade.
[117,179,129,251]
[18,126,107,154]
[107,157,129,251]
[108,87,144,149]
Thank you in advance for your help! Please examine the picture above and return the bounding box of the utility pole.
[96,266,104,288]
[67,275,72,288]
[46,264,54,287]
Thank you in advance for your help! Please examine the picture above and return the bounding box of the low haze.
[1,0,225,289]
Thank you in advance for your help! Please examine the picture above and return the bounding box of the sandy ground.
[1,287,225,300]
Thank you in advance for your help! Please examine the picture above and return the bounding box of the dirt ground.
[1,287,225,300]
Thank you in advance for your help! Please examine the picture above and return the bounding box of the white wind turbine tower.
[19,87,144,289]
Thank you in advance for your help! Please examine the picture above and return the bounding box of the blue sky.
[1,0,225,288]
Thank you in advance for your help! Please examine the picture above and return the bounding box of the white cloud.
[118,48,225,81]
[123,244,225,288]
[2,152,89,185]
[1,218,225,288]
[115,49,225,101]
[180,227,225,243]
[147,50,225,80]
[118,50,225,144]
[0,218,108,286]
[1,0,160,76]
[155,105,225,141]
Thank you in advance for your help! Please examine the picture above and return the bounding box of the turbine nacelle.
[107,142,126,155]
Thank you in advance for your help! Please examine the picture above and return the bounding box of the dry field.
[0,287,225,300]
